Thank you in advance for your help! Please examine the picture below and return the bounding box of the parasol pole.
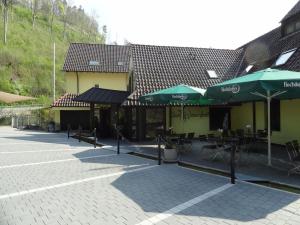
[267,90,271,166]
[181,102,184,133]
[251,90,286,166]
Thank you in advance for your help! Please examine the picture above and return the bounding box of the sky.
[72,0,299,49]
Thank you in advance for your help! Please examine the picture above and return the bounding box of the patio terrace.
[96,137,300,189]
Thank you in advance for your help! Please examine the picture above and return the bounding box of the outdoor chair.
[183,132,194,152]
[198,134,207,142]
[236,129,245,138]
[207,133,215,142]
[285,142,300,176]
[199,134,216,154]
[222,130,229,137]
[185,132,194,142]
[176,133,194,154]
[176,133,186,146]
[292,140,300,153]
[257,129,267,137]
[229,130,236,137]
[179,133,186,139]
[255,129,268,142]
[175,134,187,154]
[236,129,250,149]
[210,137,233,161]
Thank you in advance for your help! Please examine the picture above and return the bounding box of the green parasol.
[206,68,300,166]
[139,84,210,132]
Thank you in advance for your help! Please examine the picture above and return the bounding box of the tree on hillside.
[87,9,99,41]
[31,0,39,28]
[40,0,55,34]
[1,0,10,44]
[49,0,55,34]
[57,0,68,38]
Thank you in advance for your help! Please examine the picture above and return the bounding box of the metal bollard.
[67,124,70,139]
[94,128,97,148]
[117,130,120,155]
[230,144,236,184]
[158,135,161,165]
[78,126,81,142]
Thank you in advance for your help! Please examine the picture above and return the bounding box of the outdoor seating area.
[285,141,300,176]
[127,135,300,188]
[166,128,268,157]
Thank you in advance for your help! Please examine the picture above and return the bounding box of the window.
[296,21,300,30]
[89,60,100,66]
[146,108,165,138]
[285,23,294,35]
[209,108,231,130]
[270,99,280,131]
[117,61,124,66]
[274,49,297,66]
[245,65,254,73]
[206,70,218,79]
[283,18,300,36]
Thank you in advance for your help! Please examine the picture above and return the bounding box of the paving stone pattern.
[0,127,299,225]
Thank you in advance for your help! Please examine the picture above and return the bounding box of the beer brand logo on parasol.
[221,85,240,93]
[284,81,300,88]
[145,96,154,102]
[172,94,188,100]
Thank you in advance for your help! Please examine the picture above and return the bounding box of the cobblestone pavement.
[0,127,299,225]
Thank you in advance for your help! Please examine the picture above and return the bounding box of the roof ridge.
[70,43,130,48]
[89,87,129,93]
[281,0,300,22]
[236,27,281,50]
[131,43,238,52]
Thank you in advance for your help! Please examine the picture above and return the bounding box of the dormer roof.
[281,0,300,22]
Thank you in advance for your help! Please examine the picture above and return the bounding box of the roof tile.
[125,44,243,105]
[237,27,300,74]
[51,93,89,107]
[63,43,131,73]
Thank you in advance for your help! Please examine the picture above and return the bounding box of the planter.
[163,148,178,163]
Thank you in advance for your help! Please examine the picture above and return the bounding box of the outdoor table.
[243,133,267,153]
[167,134,180,143]
[223,137,239,144]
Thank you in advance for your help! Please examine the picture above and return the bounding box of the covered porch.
[74,87,130,138]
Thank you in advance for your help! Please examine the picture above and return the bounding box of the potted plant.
[163,137,178,163]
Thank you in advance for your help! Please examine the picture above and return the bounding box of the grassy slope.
[0,5,104,105]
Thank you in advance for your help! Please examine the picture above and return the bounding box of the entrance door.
[209,107,231,130]
[99,108,111,138]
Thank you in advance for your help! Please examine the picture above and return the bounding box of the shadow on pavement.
[74,149,300,222]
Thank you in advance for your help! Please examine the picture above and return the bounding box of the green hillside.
[0,3,104,105]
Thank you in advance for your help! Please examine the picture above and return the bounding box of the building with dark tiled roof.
[128,45,243,105]
[52,44,131,132]
[52,1,300,144]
